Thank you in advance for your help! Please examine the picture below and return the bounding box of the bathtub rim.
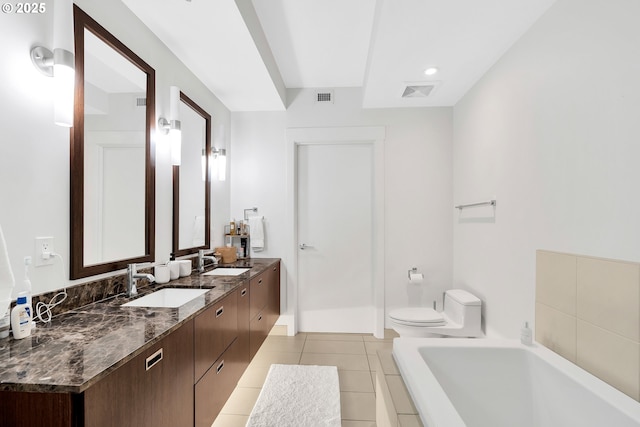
[392,337,640,427]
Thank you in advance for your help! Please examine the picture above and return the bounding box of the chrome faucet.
[198,249,218,273]
[127,263,155,297]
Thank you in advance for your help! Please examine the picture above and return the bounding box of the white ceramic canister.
[154,264,171,284]
[168,261,180,280]
[178,260,192,277]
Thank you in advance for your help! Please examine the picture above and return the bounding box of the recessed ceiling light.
[424,67,439,76]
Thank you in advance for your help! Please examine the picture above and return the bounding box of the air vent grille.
[402,85,436,98]
[136,97,147,107]
[314,90,334,104]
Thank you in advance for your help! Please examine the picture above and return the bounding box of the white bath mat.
[246,364,341,427]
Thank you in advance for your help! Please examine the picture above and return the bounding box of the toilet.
[389,289,482,338]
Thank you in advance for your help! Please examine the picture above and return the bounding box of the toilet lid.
[389,307,446,326]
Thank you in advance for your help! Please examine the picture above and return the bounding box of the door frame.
[285,126,385,338]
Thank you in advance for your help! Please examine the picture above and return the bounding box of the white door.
[297,143,374,333]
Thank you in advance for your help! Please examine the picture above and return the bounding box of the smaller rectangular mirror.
[172,92,211,257]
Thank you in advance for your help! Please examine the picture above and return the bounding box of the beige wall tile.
[535,302,577,363]
[577,320,640,401]
[536,251,577,315]
[577,257,640,341]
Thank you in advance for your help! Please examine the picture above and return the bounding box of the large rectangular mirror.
[172,92,211,257]
[70,6,156,279]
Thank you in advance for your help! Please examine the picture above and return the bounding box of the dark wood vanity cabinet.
[1,261,281,427]
[84,320,195,427]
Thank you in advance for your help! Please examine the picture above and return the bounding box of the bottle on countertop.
[521,321,532,345]
[230,220,236,235]
[11,294,32,340]
[23,256,34,329]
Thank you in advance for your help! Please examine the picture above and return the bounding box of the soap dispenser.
[521,321,533,345]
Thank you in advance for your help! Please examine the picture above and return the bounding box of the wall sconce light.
[30,0,75,127]
[212,147,226,181]
[158,86,182,165]
[201,148,210,181]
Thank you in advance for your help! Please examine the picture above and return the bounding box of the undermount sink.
[122,288,209,308]
[202,268,250,276]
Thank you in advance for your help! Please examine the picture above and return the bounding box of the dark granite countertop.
[0,258,279,393]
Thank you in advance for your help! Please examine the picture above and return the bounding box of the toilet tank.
[443,289,482,326]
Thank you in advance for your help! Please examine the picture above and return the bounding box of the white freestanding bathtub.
[393,338,640,427]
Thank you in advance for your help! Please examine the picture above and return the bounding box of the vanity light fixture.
[424,67,439,76]
[201,148,211,181]
[212,147,226,181]
[30,0,75,127]
[158,86,182,165]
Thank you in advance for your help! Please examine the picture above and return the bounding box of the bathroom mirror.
[172,93,211,257]
[70,6,155,279]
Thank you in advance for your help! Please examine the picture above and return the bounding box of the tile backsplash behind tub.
[536,250,640,401]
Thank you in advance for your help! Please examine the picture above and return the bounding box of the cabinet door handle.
[273,267,277,271]
[216,360,225,374]
[241,288,247,297]
[145,348,163,371]
[258,314,262,321]
[258,278,263,284]
[216,306,224,318]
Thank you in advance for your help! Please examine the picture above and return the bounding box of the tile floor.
[212,326,399,427]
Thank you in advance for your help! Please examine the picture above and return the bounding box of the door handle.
[299,243,314,250]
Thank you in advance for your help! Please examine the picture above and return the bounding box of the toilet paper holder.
[408,267,425,283]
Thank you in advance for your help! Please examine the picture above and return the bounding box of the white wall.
[453,0,640,338]
[231,88,453,326]
[0,1,230,295]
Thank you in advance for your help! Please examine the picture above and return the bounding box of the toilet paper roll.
[178,260,192,277]
[409,272,424,284]
[168,262,180,280]
[154,265,171,284]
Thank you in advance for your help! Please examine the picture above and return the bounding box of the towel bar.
[454,199,496,210]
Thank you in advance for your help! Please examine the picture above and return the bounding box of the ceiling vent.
[401,82,440,98]
[136,97,147,107]
[314,90,334,104]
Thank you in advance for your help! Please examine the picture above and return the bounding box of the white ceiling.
[122,0,557,111]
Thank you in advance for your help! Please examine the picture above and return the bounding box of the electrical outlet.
[35,237,54,267]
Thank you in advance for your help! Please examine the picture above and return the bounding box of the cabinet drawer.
[195,338,243,427]
[237,282,251,367]
[249,309,269,359]
[267,262,281,328]
[84,321,194,427]
[249,271,268,320]
[195,290,238,381]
